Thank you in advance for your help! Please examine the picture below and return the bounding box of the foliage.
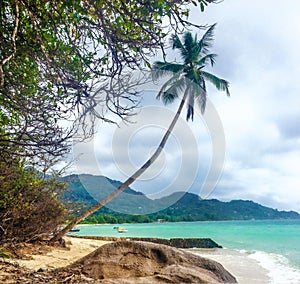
[0,250,11,259]
[0,0,215,162]
[0,154,67,243]
[0,0,219,243]
[63,174,300,225]
[152,24,230,120]
[81,213,151,224]
[80,196,300,224]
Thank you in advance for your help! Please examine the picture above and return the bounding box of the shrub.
[0,157,66,243]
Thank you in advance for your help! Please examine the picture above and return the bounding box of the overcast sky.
[71,0,300,212]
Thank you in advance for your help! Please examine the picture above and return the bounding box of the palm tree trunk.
[50,90,189,243]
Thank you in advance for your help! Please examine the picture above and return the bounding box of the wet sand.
[187,248,271,283]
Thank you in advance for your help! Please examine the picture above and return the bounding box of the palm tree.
[50,24,229,243]
[153,23,229,121]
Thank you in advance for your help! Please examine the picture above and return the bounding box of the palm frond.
[161,90,178,105]
[170,34,184,50]
[196,79,207,114]
[156,73,185,104]
[171,34,189,62]
[160,77,186,105]
[186,88,195,121]
[198,23,217,55]
[152,61,184,81]
[202,71,230,96]
[181,32,200,64]
[156,71,181,98]
[197,53,217,67]
[186,76,207,114]
[183,32,195,53]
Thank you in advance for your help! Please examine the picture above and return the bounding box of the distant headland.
[60,174,300,224]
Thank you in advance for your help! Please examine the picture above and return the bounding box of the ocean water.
[71,219,300,283]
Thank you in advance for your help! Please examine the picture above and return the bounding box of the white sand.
[15,237,111,270]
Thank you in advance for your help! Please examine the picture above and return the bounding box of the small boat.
[117,227,128,233]
[69,228,80,232]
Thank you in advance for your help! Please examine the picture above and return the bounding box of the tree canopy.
[0,0,221,244]
[0,0,216,163]
[152,23,229,121]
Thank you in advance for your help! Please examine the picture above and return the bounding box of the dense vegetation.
[1,0,214,163]
[0,0,215,243]
[0,157,66,243]
[80,199,300,224]
[61,174,300,224]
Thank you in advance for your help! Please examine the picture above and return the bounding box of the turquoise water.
[71,219,300,282]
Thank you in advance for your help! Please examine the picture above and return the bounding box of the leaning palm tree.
[50,24,229,243]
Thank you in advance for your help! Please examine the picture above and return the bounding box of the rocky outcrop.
[71,236,222,248]
[169,238,222,248]
[60,241,237,283]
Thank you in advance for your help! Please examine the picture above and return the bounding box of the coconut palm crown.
[152,23,230,121]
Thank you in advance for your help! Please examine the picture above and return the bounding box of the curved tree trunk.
[50,90,189,243]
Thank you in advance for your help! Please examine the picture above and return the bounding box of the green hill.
[155,192,300,221]
[60,174,300,223]
[61,174,157,215]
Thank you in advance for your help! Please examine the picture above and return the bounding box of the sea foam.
[248,250,300,284]
[189,248,270,283]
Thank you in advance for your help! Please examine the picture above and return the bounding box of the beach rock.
[71,236,222,248]
[62,241,237,283]
[169,238,222,248]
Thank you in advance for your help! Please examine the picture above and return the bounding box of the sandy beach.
[3,236,270,283]
[13,237,111,270]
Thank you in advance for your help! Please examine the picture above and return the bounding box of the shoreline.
[6,236,271,283]
[188,248,271,284]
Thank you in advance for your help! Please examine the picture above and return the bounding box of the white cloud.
[195,0,300,211]
[66,0,300,212]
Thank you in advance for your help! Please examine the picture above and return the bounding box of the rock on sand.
[58,241,237,283]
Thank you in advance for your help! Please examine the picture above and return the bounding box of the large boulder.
[63,241,237,283]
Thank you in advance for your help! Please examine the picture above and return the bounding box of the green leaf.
[200,2,205,12]
[0,251,11,259]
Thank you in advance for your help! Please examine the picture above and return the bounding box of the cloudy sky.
[71,0,300,212]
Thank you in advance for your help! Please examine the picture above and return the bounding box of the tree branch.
[0,0,19,86]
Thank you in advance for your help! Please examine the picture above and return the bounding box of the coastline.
[4,236,271,283]
[188,248,271,284]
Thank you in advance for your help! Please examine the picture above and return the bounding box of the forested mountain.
[60,174,300,224]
